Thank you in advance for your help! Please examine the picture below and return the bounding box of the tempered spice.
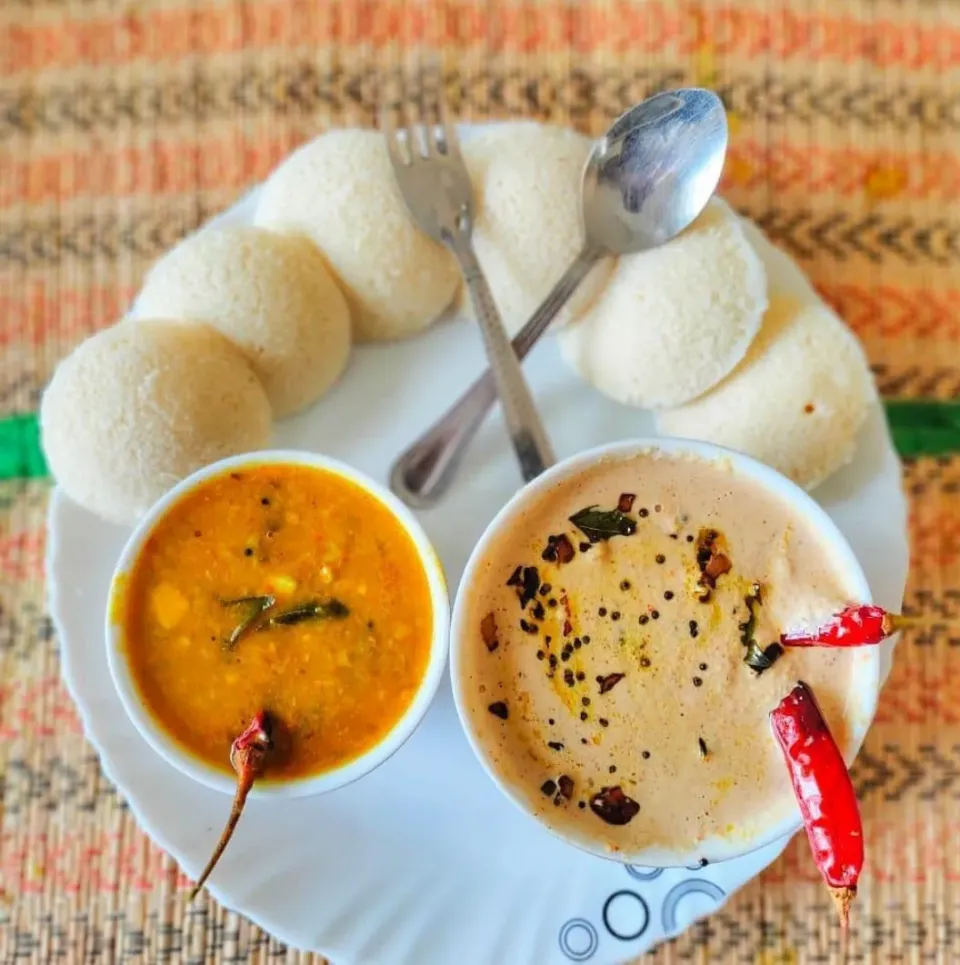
[589,786,640,826]
[597,673,626,695]
[542,534,575,564]
[488,701,509,720]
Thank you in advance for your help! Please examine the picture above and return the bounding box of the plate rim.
[46,120,909,965]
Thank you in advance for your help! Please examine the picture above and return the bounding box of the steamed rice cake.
[254,129,460,343]
[459,123,612,334]
[40,321,272,525]
[656,294,876,490]
[135,227,351,418]
[557,198,767,408]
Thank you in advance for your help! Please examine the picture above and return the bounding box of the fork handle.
[448,239,556,486]
[390,244,601,508]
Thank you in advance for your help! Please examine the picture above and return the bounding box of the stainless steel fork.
[382,79,555,502]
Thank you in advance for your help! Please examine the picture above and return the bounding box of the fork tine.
[396,63,427,161]
[430,70,461,160]
[415,57,449,157]
[405,118,427,161]
[381,99,409,168]
[441,107,461,161]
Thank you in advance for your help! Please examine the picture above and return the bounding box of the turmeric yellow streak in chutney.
[120,464,433,780]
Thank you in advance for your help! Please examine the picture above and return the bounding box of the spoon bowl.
[390,89,729,508]
[583,89,728,255]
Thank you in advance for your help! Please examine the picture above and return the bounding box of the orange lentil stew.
[118,463,434,781]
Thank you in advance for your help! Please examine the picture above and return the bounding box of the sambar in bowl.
[106,450,449,799]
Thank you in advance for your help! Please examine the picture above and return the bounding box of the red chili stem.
[770,682,863,928]
[780,604,912,648]
[189,711,273,900]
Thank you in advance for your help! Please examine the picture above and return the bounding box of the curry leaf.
[738,585,783,674]
[264,599,350,627]
[220,595,276,650]
[744,641,784,673]
[569,506,637,543]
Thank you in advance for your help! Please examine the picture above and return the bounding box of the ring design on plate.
[558,918,599,961]
[625,865,664,881]
[602,890,650,942]
[661,878,726,934]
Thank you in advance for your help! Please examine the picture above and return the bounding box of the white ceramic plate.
[48,126,908,965]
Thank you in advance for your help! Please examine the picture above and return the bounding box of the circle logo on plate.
[602,890,650,942]
[558,918,599,961]
[661,878,726,934]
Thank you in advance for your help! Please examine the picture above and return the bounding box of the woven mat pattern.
[1,1,958,962]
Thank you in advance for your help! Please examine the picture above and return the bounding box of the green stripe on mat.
[0,402,958,483]
[885,400,960,459]
[0,414,48,480]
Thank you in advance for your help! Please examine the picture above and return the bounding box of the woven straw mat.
[0,1,958,963]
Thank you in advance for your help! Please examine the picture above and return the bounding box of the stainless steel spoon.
[390,88,729,508]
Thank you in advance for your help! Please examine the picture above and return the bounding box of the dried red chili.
[189,710,274,899]
[769,682,863,926]
[781,604,909,648]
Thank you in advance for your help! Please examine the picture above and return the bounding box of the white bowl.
[106,450,450,799]
[449,437,880,868]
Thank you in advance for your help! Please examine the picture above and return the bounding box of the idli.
[459,123,612,334]
[135,227,351,418]
[41,321,272,526]
[254,129,460,343]
[557,197,767,408]
[656,293,876,490]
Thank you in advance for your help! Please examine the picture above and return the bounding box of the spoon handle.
[450,236,556,485]
[390,244,602,508]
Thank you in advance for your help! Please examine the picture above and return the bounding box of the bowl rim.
[105,449,450,799]
[448,436,880,868]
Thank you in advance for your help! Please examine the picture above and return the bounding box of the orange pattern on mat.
[723,142,959,201]
[0,283,138,348]
[0,529,46,581]
[5,136,958,209]
[0,676,83,739]
[818,285,960,342]
[2,0,958,960]
[0,133,302,209]
[1,1,955,76]
[1,829,192,895]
